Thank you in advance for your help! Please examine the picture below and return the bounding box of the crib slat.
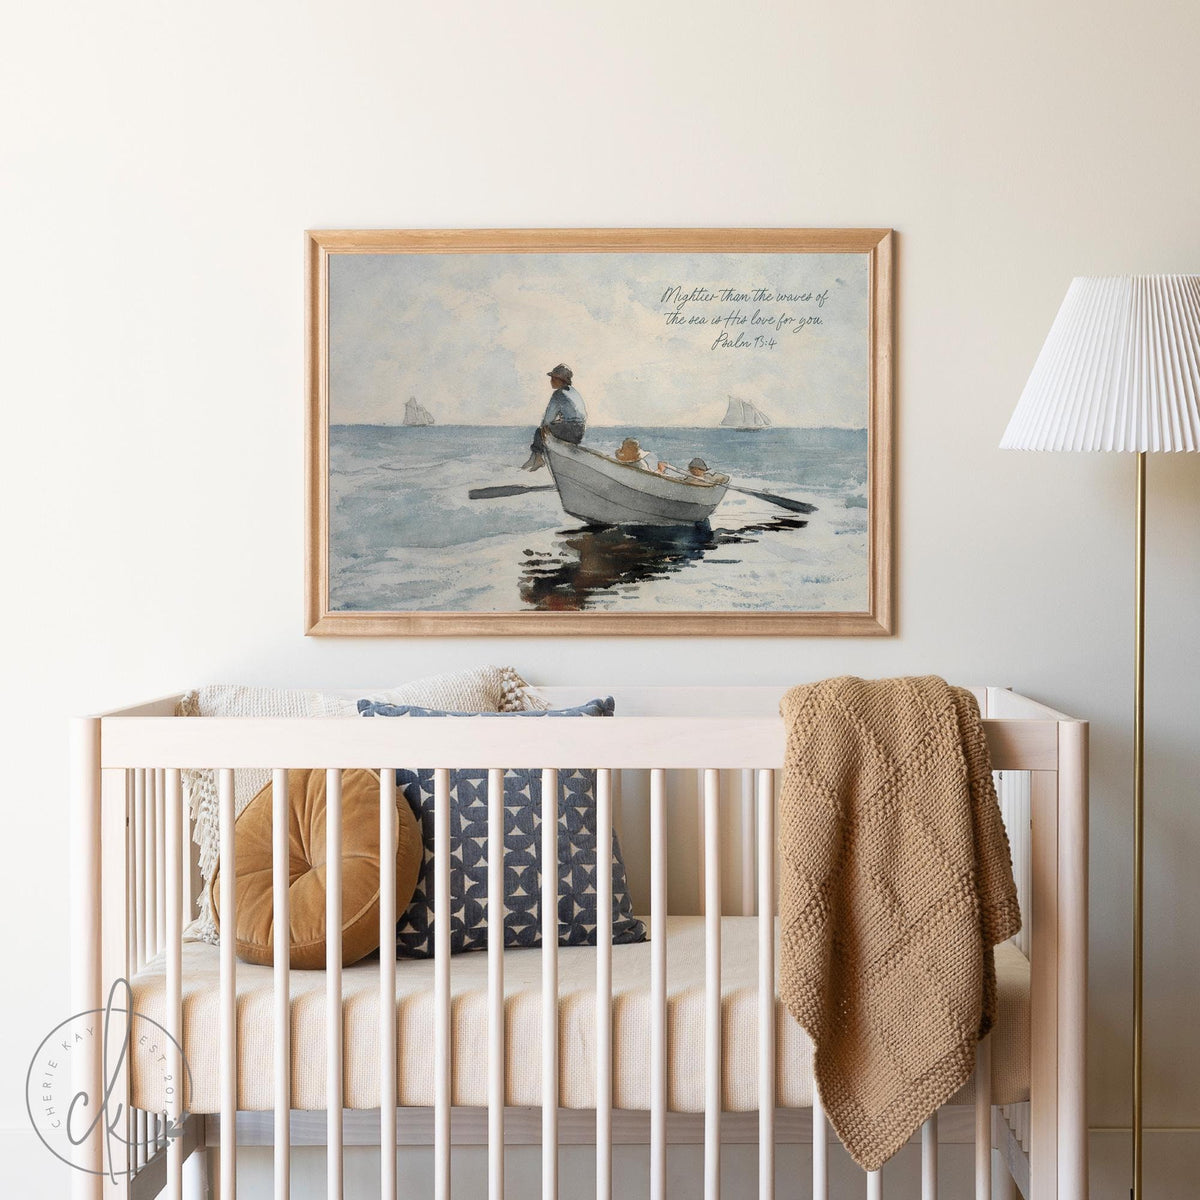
[434,767,452,1200]
[756,769,775,1199]
[273,770,291,1200]
[218,768,237,1200]
[812,1085,828,1200]
[327,768,344,1200]
[596,768,613,1200]
[867,1169,883,1199]
[132,769,147,1173]
[181,773,193,937]
[165,769,183,1200]
[125,772,136,1174]
[134,769,146,970]
[156,769,167,952]
[649,769,667,1200]
[541,767,559,1200]
[487,768,505,1200]
[146,768,158,957]
[704,768,721,1200]
[741,768,755,916]
[921,1113,938,1200]
[975,1035,993,1200]
[379,770,397,1200]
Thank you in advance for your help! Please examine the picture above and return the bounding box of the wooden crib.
[68,685,1087,1200]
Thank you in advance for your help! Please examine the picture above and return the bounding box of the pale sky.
[328,251,870,428]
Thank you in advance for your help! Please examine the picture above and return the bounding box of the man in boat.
[521,363,587,471]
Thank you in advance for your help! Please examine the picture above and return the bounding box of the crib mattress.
[128,917,1030,1114]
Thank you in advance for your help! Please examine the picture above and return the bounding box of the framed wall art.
[306,228,893,636]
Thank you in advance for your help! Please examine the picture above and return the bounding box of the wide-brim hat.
[688,457,709,471]
[616,437,649,462]
[547,363,573,383]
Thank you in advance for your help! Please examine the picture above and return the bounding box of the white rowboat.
[544,436,730,527]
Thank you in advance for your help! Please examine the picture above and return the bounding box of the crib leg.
[183,1146,213,1200]
[993,1152,1018,1200]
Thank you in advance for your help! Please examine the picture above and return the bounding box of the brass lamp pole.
[1133,450,1145,1195]
[1002,276,1200,1200]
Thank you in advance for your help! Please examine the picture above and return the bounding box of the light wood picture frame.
[306,228,893,636]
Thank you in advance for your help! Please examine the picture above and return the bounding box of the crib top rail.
[87,686,1080,772]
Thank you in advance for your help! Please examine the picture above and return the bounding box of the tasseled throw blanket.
[777,676,1021,1172]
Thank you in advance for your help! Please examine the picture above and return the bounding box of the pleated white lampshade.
[1001,275,1200,452]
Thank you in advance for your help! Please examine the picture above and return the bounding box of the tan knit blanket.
[777,676,1021,1171]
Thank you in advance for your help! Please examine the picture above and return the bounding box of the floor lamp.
[1000,274,1200,1200]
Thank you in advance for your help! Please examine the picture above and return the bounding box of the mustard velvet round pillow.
[210,767,423,969]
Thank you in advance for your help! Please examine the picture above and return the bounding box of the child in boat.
[614,437,666,473]
[656,455,721,482]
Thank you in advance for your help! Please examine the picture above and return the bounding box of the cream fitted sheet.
[129,917,1029,1113]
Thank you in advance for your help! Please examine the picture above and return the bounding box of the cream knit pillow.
[180,666,544,942]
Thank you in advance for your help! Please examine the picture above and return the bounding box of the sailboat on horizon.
[720,395,771,431]
[403,396,435,427]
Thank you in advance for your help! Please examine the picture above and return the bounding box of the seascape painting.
[308,230,892,635]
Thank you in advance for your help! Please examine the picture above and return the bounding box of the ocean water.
[328,425,869,613]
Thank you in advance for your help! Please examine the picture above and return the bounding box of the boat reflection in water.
[517,516,808,611]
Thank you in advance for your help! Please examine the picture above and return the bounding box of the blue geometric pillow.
[356,699,646,957]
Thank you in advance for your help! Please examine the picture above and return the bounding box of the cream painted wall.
[2,1,1198,1195]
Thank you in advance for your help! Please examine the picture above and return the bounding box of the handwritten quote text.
[659,285,830,351]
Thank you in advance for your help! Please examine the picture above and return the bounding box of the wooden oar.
[468,483,557,500]
[725,484,817,514]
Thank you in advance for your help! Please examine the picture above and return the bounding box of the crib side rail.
[73,708,1087,1200]
[94,713,1059,771]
